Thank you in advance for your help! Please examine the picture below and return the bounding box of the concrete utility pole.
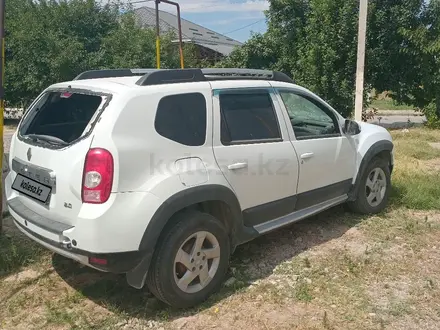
[0,0,5,233]
[354,0,368,121]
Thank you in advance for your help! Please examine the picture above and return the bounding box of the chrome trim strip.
[254,195,348,234]
[12,157,56,188]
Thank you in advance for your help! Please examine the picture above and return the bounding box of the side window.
[219,91,281,145]
[155,93,207,146]
[279,91,340,140]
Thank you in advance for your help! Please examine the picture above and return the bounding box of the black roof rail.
[135,68,294,86]
[73,68,294,85]
[135,69,206,86]
[73,69,156,80]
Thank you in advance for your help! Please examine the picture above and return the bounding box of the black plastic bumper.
[13,215,143,274]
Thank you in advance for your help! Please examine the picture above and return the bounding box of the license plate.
[12,174,52,203]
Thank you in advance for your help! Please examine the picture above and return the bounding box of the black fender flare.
[126,184,257,289]
[348,140,394,201]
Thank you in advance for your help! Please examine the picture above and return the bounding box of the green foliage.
[366,0,425,95]
[4,0,200,106]
[5,0,121,105]
[397,1,440,112]
[218,0,359,117]
[423,102,440,128]
[215,33,280,70]
[101,13,157,69]
[293,0,359,117]
[219,0,439,119]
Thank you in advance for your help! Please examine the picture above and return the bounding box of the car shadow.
[52,205,370,321]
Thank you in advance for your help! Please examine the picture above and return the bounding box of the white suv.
[6,68,394,308]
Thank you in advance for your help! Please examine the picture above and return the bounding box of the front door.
[212,87,300,226]
[276,89,356,210]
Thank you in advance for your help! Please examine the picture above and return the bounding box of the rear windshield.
[19,91,106,147]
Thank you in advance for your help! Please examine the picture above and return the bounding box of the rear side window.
[155,93,207,146]
[219,91,281,145]
[19,91,105,145]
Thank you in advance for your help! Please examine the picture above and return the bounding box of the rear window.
[19,91,105,146]
[155,93,207,146]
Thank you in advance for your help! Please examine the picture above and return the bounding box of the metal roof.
[134,7,242,56]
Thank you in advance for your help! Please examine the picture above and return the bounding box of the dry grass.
[1,127,440,329]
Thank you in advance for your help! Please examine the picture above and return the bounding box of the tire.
[146,210,230,308]
[348,157,391,214]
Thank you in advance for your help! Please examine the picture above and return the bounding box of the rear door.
[212,84,300,227]
[8,89,111,226]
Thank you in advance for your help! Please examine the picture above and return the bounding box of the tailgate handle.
[228,162,248,170]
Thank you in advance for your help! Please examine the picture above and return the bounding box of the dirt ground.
[1,128,440,330]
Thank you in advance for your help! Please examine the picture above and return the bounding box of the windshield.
[19,91,107,147]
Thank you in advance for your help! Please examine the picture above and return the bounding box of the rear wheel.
[147,211,230,308]
[348,157,391,214]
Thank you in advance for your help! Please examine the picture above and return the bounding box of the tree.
[397,0,440,124]
[292,0,359,117]
[4,0,202,106]
[101,13,157,69]
[215,33,280,70]
[366,0,425,96]
[220,0,359,117]
[219,0,437,119]
[5,0,121,105]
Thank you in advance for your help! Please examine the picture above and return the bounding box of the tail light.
[82,148,114,204]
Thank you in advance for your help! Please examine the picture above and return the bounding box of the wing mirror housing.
[344,119,361,135]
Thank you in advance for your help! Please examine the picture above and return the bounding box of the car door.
[275,88,356,210]
[211,85,300,227]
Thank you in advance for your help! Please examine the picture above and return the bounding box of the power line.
[222,19,265,35]
[129,0,155,5]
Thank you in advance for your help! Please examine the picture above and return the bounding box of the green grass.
[392,172,440,209]
[0,233,46,277]
[390,128,440,210]
[370,99,415,111]
[394,140,440,160]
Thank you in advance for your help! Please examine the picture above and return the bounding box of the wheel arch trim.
[126,184,257,289]
[349,140,394,201]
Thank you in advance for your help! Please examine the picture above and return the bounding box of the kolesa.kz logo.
[20,179,43,196]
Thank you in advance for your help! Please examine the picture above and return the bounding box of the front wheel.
[348,157,391,214]
[147,211,230,308]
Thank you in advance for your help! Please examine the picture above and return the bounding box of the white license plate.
[12,174,52,203]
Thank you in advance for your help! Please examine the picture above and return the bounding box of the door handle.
[300,152,314,160]
[227,162,248,170]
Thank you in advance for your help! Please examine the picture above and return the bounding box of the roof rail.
[135,69,206,86]
[73,68,294,85]
[73,69,157,81]
[201,68,294,84]
[135,68,294,86]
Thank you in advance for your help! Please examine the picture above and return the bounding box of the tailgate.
[8,89,111,227]
[10,136,93,226]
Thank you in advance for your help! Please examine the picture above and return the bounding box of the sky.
[134,0,269,42]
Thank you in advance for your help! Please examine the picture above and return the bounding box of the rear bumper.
[9,197,143,273]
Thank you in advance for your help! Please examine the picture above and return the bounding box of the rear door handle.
[300,152,314,160]
[227,162,248,170]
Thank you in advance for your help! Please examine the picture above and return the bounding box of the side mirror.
[344,119,361,135]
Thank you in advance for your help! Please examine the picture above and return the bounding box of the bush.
[423,102,440,129]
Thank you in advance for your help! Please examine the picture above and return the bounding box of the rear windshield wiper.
[26,134,68,146]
